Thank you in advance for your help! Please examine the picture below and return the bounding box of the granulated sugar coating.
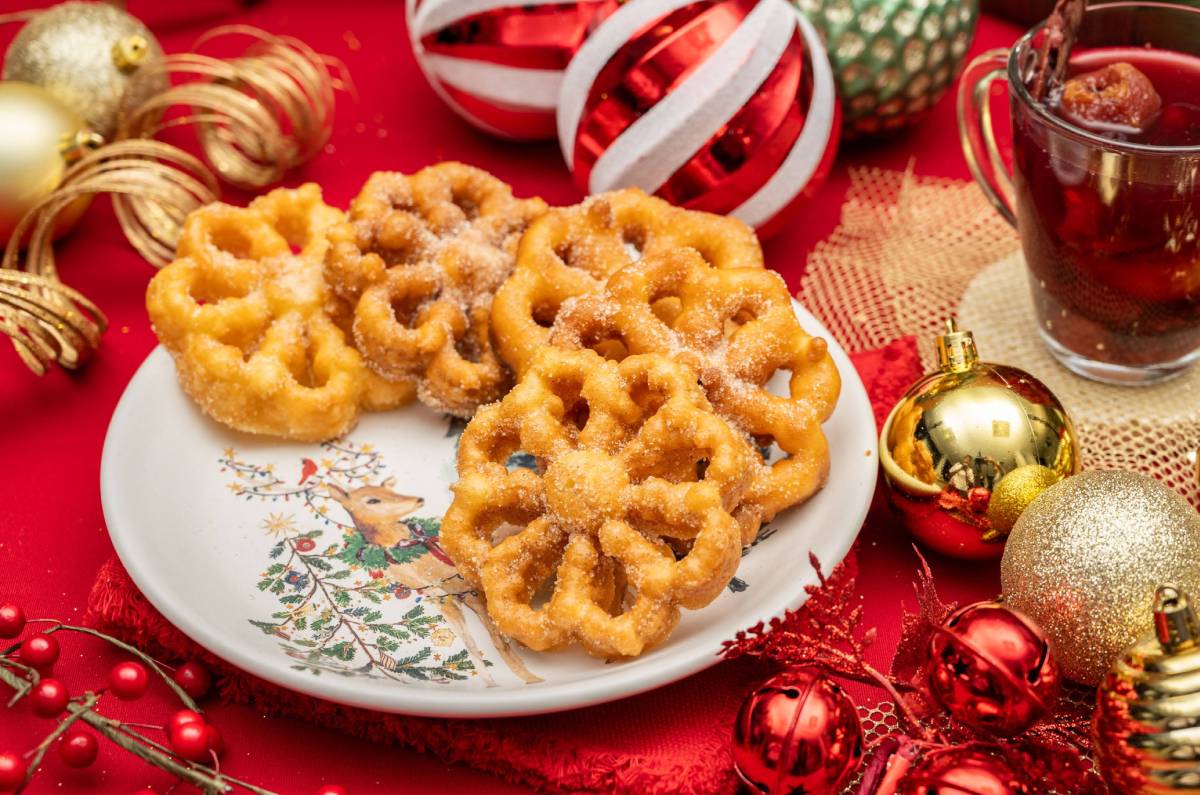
[323,162,548,417]
[551,247,841,544]
[442,347,759,659]
[146,184,417,442]
[491,188,765,377]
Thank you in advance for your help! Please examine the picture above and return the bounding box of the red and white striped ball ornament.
[405,0,618,140]
[557,0,840,236]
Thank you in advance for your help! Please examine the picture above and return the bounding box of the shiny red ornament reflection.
[896,748,1031,795]
[561,0,839,235]
[928,601,1060,736]
[732,667,863,795]
[409,0,618,140]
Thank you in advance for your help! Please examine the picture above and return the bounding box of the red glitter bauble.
[558,0,839,236]
[732,667,864,795]
[896,748,1031,795]
[928,601,1060,736]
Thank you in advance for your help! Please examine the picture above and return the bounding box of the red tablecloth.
[0,2,1024,792]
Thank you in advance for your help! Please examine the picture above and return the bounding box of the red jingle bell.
[928,601,1060,736]
[895,748,1031,795]
[732,667,864,795]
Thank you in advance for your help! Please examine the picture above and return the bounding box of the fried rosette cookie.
[551,247,840,542]
[324,162,546,416]
[491,188,763,376]
[441,347,758,658]
[146,184,413,441]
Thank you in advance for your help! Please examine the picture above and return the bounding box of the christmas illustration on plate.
[222,422,769,689]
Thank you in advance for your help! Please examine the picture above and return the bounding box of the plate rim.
[101,301,876,718]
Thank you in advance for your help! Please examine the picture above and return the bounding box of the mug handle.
[957,48,1017,227]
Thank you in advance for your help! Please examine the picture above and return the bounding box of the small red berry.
[169,721,210,761]
[315,786,347,795]
[205,724,224,756]
[19,634,59,671]
[172,661,212,700]
[0,752,26,791]
[167,709,203,736]
[0,605,25,639]
[30,678,69,718]
[109,661,149,700]
[58,731,99,768]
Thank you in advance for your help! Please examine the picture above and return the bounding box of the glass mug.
[959,1,1200,384]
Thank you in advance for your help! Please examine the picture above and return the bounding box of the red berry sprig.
[0,608,278,795]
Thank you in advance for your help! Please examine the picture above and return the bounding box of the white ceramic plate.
[101,302,876,718]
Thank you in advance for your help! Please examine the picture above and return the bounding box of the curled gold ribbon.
[2,140,219,374]
[120,25,345,189]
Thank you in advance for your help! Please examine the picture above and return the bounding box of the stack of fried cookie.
[146,165,840,658]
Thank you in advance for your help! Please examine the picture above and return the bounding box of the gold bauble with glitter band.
[1095,585,1200,792]
[3,1,166,141]
[1003,472,1200,684]
[879,319,1079,559]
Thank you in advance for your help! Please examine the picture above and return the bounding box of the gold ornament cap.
[935,318,979,374]
[1154,585,1200,653]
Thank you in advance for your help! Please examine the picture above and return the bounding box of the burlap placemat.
[799,165,1200,507]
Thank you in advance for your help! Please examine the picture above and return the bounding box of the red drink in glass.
[960,2,1200,383]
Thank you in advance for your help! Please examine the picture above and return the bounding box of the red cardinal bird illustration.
[298,458,318,485]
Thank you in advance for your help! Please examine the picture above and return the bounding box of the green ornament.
[796,0,980,138]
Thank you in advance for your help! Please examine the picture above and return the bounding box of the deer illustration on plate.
[324,477,540,685]
[224,440,541,687]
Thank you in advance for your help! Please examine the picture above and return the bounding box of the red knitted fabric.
[85,337,923,795]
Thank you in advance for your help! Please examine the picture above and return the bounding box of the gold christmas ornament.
[2,1,167,142]
[0,81,101,244]
[987,464,1062,535]
[1001,471,1200,685]
[1094,585,1200,793]
[879,319,1079,559]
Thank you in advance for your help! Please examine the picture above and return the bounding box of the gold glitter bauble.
[1094,585,1200,794]
[1001,470,1200,685]
[880,320,1079,560]
[987,464,1063,535]
[3,1,166,141]
[0,81,97,243]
